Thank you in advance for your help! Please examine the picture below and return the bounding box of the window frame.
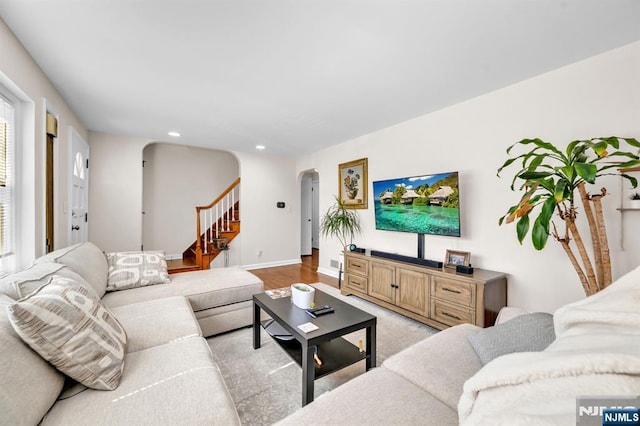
[0,89,16,274]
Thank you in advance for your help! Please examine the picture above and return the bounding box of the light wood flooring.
[249,249,338,291]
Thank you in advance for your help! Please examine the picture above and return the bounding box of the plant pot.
[630,199,640,209]
[291,283,315,309]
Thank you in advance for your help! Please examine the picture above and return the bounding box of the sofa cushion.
[0,294,65,426]
[35,242,109,298]
[276,367,458,426]
[106,250,170,292]
[467,312,555,364]
[109,296,202,353]
[41,337,241,426]
[383,323,483,410]
[0,262,89,300]
[194,299,254,336]
[6,275,127,390]
[101,266,263,312]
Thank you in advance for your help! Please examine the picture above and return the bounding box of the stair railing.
[195,178,240,264]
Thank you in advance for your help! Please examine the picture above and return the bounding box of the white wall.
[233,150,301,269]
[88,132,151,252]
[142,143,238,256]
[297,41,640,313]
[0,18,88,266]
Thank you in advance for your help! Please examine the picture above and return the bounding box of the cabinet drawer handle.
[442,312,461,321]
[442,287,461,294]
[352,264,361,268]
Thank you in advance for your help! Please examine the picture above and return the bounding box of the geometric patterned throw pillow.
[5,276,128,390]
[106,250,171,292]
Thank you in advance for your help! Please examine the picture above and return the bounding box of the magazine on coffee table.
[265,287,291,299]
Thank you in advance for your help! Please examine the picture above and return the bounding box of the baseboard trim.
[317,266,339,279]
[165,253,183,261]
[243,258,302,270]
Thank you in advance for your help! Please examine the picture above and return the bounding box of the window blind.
[0,92,15,263]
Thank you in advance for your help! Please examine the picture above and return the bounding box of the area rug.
[206,283,438,425]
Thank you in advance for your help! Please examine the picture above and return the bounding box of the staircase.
[169,178,241,273]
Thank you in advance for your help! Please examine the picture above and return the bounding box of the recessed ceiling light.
[256,145,266,150]
[168,131,181,137]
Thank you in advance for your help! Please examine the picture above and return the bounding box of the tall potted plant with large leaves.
[498,136,640,296]
[320,196,361,250]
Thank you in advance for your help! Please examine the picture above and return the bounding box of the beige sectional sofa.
[278,323,482,425]
[279,264,640,425]
[0,242,264,425]
[4,240,638,425]
[32,241,264,337]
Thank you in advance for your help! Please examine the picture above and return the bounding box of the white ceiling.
[1,1,639,157]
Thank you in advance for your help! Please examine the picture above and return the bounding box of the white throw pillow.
[106,250,170,292]
[6,276,127,391]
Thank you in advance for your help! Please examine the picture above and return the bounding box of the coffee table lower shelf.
[261,319,367,379]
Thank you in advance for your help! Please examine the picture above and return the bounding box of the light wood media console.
[343,252,507,329]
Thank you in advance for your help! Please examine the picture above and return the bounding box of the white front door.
[69,128,89,245]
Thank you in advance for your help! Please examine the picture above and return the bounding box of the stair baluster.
[203,207,208,255]
[187,178,240,271]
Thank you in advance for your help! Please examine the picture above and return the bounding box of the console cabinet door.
[396,268,429,317]
[369,261,395,304]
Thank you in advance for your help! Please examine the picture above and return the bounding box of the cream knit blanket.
[458,265,640,425]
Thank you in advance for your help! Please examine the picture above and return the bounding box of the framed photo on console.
[444,249,470,269]
[338,158,368,209]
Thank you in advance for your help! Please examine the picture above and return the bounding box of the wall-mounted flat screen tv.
[373,171,460,237]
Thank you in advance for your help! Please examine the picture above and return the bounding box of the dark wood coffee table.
[253,288,377,406]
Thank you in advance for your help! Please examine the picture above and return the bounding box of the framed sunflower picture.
[338,158,368,209]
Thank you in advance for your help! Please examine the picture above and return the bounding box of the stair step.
[167,258,199,274]
[168,266,200,274]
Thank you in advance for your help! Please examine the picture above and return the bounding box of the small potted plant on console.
[630,192,640,209]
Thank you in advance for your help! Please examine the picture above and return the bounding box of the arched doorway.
[142,142,239,263]
[300,170,319,260]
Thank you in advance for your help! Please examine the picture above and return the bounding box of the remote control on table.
[305,306,334,318]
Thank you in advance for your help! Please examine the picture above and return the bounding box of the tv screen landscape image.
[373,171,460,237]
